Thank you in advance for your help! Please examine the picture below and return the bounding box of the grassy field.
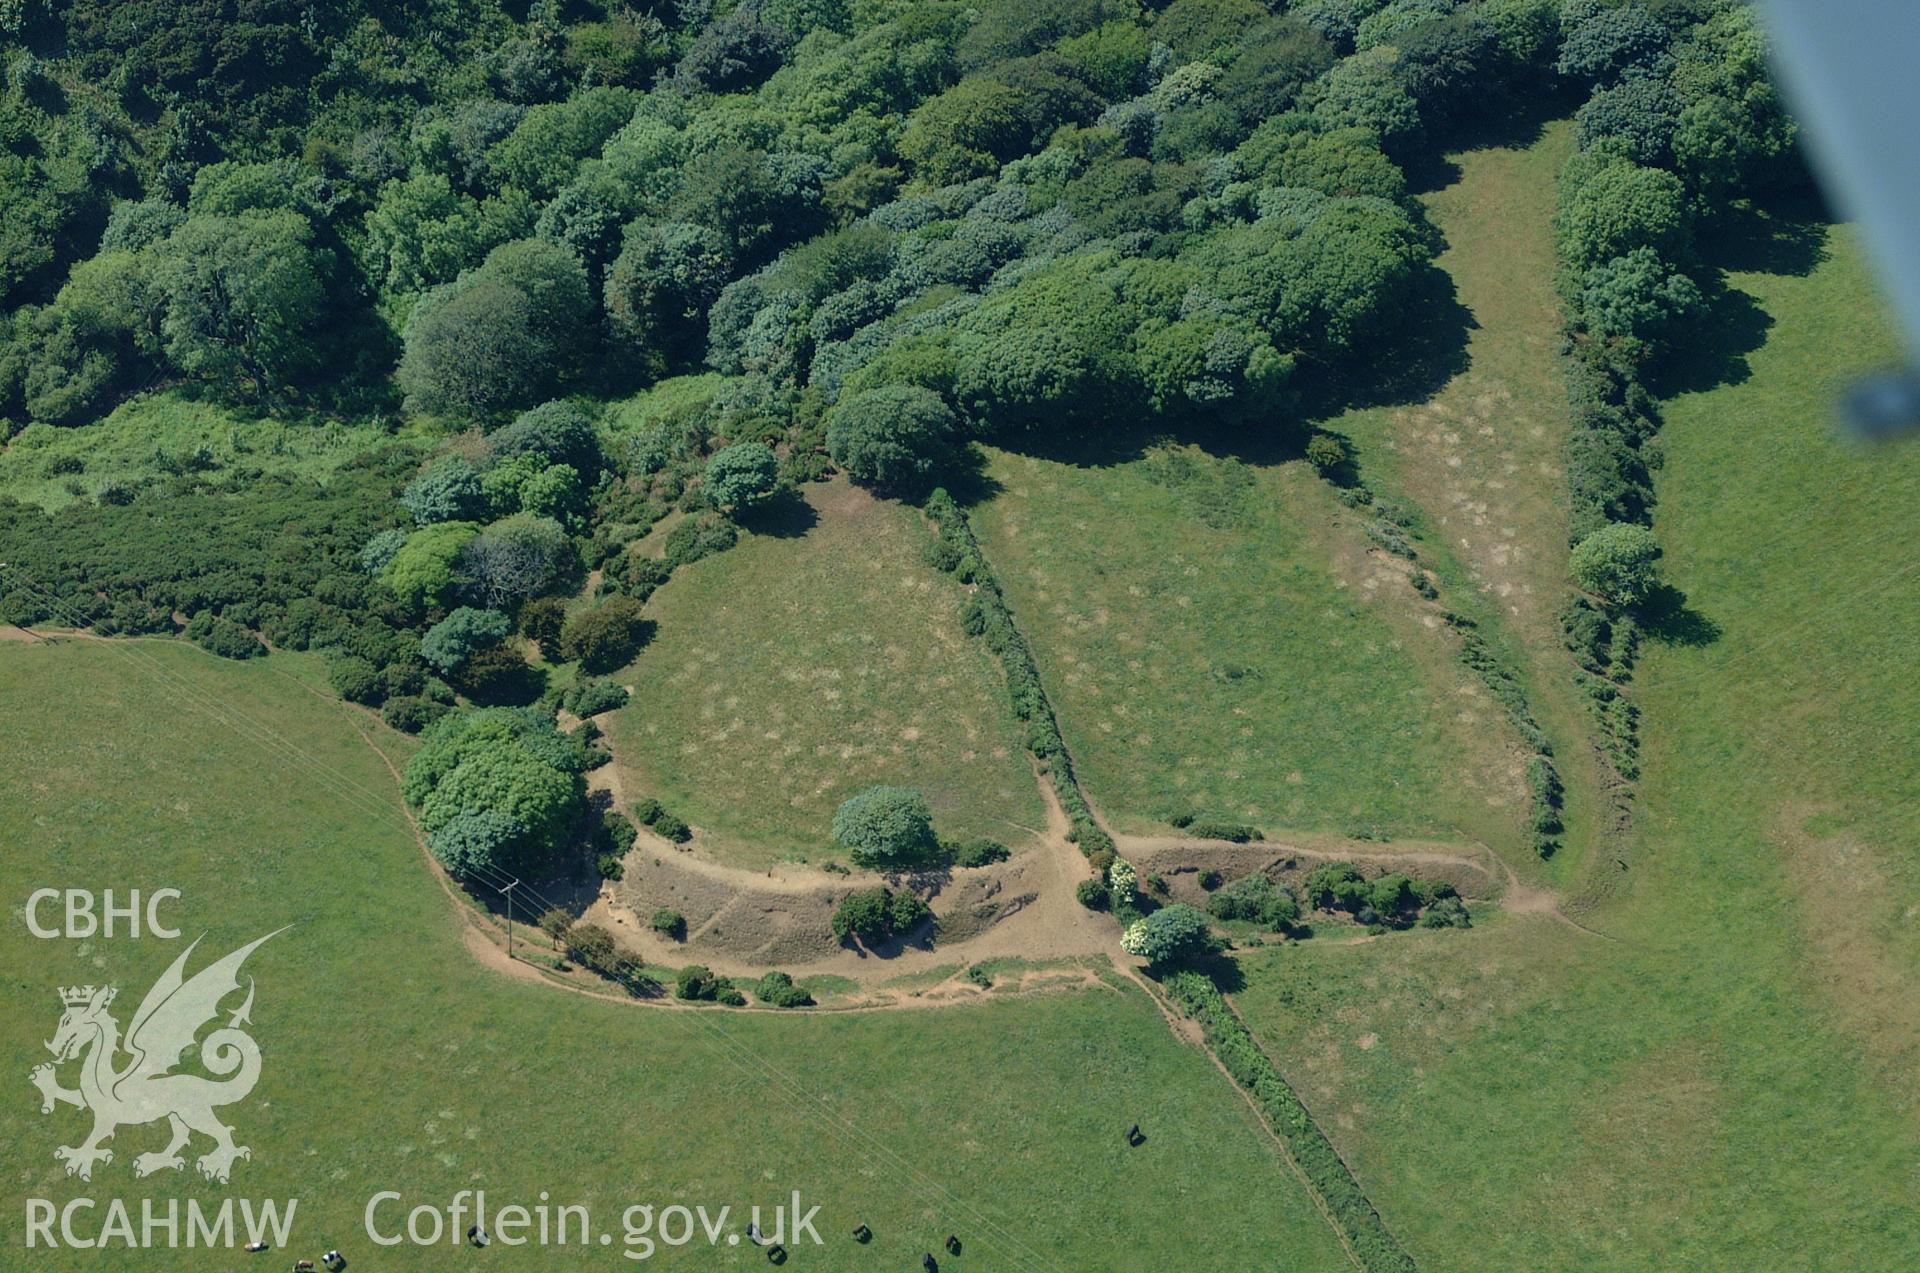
[603,478,1047,867]
[1645,224,1920,1101]
[969,439,1513,843]
[0,392,421,511]
[1230,227,1920,1270]
[1332,122,1579,637]
[0,638,1355,1270]
[1311,120,1612,882]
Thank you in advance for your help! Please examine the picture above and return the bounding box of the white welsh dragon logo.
[29,929,286,1184]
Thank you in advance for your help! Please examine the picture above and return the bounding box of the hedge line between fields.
[1317,457,1565,857]
[922,488,1115,864]
[1164,969,1416,1273]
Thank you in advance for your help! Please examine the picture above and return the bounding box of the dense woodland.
[0,0,1791,432]
[0,0,1799,886]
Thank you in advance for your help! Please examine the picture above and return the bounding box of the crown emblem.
[59,985,111,1007]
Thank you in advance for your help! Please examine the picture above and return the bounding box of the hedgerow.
[1162,970,1415,1273]
[1550,3,1796,800]
[923,487,1114,859]
[1306,419,1564,856]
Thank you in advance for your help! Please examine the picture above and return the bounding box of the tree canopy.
[832,786,941,869]
[1571,522,1662,606]
[403,708,590,879]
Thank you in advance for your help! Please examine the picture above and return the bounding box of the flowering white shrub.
[1108,858,1137,896]
[1120,919,1150,956]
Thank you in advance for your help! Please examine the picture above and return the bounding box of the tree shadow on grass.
[934,444,1007,509]
[458,652,549,706]
[1636,582,1721,648]
[1121,263,1477,471]
[1709,188,1833,278]
[979,412,1167,474]
[1642,191,1829,397]
[465,853,604,927]
[842,915,940,959]
[1401,152,1464,201]
[1646,281,1774,396]
[740,486,818,538]
[1177,949,1246,993]
[1220,262,1478,471]
[1315,265,1476,414]
[1402,90,1577,195]
[888,864,955,895]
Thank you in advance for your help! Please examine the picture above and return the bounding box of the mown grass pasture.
[604,478,1046,866]
[970,440,1507,842]
[1231,226,1920,1272]
[0,638,1354,1270]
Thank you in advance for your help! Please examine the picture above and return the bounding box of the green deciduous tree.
[831,886,932,945]
[703,443,779,511]
[603,221,732,374]
[150,209,332,391]
[364,174,490,301]
[424,808,523,878]
[381,521,481,614]
[901,69,1095,187]
[1354,0,1452,52]
[397,279,542,419]
[1119,902,1214,965]
[1152,0,1269,60]
[825,384,960,494]
[832,786,940,868]
[1206,873,1300,930]
[754,970,813,1007]
[419,606,512,672]
[1571,521,1662,606]
[1132,312,1291,419]
[1555,1,1670,84]
[518,462,588,527]
[1667,8,1796,200]
[1237,118,1407,200]
[1314,46,1422,155]
[407,709,588,878]
[559,596,652,671]
[1579,246,1703,348]
[398,239,593,419]
[1305,860,1369,909]
[402,457,487,526]
[669,148,827,267]
[488,400,603,475]
[1366,871,1416,917]
[1575,72,1681,166]
[1476,0,1561,70]
[951,253,1138,432]
[1556,153,1691,271]
[487,87,639,199]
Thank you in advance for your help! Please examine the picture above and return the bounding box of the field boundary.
[921,488,1117,859]
[919,490,1419,1270]
[1162,969,1417,1272]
